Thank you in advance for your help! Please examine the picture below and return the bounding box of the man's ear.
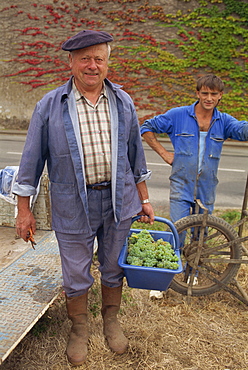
[68,52,73,68]
[219,92,223,100]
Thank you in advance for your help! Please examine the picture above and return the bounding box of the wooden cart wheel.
[170,214,242,296]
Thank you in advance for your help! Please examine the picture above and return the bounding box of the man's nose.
[88,58,97,68]
[206,93,213,99]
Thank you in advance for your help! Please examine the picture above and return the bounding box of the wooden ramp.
[0,231,62,364]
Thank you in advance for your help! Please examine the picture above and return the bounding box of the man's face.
[196,86,223,111]
[69,43,109,92]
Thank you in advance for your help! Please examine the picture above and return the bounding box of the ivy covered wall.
[0,0,247,128]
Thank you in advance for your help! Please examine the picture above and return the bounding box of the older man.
[13,30,154,366]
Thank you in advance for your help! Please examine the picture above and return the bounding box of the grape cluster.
[127,230,179,269]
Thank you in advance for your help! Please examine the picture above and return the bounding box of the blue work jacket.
[13,77,150,234]
[140,102,248,210]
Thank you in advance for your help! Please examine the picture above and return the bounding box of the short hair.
[107,43,111,58]
[196,74,224,92]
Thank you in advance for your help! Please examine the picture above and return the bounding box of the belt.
[87,183,111,190]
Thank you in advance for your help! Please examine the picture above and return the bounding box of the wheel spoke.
[170,214,242,296]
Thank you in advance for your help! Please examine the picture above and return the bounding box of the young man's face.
[69,43,109,92]
[196,86,223,111]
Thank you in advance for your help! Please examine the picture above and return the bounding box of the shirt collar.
[72,78,107,102]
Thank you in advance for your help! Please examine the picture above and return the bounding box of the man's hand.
[16,196,36,242]
[137,202,155,225]
[163,151,174,165]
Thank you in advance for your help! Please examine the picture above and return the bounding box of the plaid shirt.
[73,81,111,185]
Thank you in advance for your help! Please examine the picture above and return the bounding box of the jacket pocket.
[174,133,195,156]
[50,181,76,220]
[208,136,224,159]
[124,168,136,201]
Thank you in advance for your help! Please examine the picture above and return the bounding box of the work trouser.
[56,186,132,297]
[170,199,213,249]
[170,199,213,223]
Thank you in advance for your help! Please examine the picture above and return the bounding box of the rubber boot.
[66,293,88,366]
[101,284,128,354]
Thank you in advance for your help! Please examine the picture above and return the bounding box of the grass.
[218,209,242,224]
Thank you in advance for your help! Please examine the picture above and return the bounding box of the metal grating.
[0,232,62,364]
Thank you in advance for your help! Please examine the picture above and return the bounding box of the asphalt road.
[1,133,248,213]
[142,141,248,213]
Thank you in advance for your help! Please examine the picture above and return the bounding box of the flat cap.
[62,30,113,51]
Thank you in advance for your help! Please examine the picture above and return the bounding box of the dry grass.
[1,262,248,370]
[1,213,248,370]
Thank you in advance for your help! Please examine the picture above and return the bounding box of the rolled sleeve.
[140,120,155,134]
[12,183,37,197]
[136,169,152,184]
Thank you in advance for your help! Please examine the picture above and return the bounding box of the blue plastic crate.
[118,216,183,291]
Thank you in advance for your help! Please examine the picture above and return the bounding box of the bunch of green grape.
[127,229,179,269]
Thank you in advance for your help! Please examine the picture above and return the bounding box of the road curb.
[1,130,248,148]
[0,130,28,135]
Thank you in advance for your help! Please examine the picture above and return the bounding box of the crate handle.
[131,215,180,250]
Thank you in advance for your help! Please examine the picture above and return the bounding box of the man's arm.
[15,196,36,242]
[142,131,174,165]
[136,181,154,224]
